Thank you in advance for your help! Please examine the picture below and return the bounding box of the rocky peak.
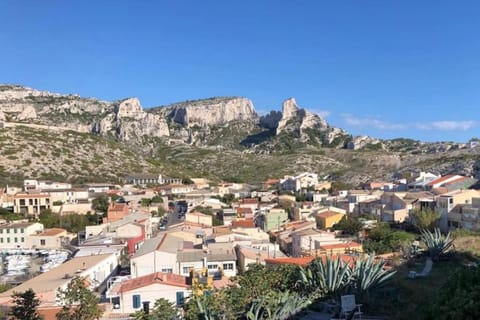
[282,97,299,119]
[276,97,328,135]
[114,98,143,118]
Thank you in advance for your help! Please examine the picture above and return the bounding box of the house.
[316,211,345,229]
[261,208,288,232]
[185,211,213,227]
[290,228,338,257]
[83,183,117,193]
[46,188,89,205]
[105,203,130,223]
[26,228,67,249]
[448,197,480,231]
[236,245,282,272]
[124,174,166,186]
[0,222,44,249]
[318,241,363,255]
[23,180,72,192]
[106,272,191,315]
[0,253,119,308]
[236,207,254,219]
[437,189,480,231]
[280,172,319,192]
[379,192,412,223]
[237,198,259,214]
[13,192,51,217]
[408,172,440,191]
[219,208,237,226]
[130,234,183,278]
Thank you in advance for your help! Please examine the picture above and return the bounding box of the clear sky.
[1,1,479,142]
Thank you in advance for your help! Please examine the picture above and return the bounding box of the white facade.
[109,277,191,315]
[0,222,44,249]
[23,179,72,192]
[131,251,177,278]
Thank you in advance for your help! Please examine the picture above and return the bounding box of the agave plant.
[298,256,352,298]
[195,294,219,320]
[246,291,311,320]
[420,228,454,259]
[350,254,396,293]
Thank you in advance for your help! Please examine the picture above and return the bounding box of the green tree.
[411,208,441,231]
[132,298,177,320]
[332,216,363,234]
[39,209,60,228]
[10,288,42,320]
[92,195,109,214]
[56,277,103,320]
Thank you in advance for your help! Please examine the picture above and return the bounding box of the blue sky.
[1,1,479,142]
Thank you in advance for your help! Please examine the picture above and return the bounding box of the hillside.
[1,84,480,186]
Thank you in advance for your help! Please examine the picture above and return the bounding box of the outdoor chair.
[339,294,362,320]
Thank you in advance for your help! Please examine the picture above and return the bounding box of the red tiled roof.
[30,228,66,237]
[320,241,362,250]
[264,257,314,266]
[231,219,255,228]
[426,175,456,187]
[241,198,259,204]
[119,272,190,293]
[237,207,253,214]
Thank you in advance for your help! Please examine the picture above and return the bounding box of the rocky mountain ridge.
[0,85,353,148]
[1,84,479,186]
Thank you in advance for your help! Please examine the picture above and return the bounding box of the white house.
[106,272,191,315]
[0,221,44,249]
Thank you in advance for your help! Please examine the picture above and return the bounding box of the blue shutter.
[133,294,141,309]
[176,291,184,306]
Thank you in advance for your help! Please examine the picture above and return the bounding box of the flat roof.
[0,254,113,298]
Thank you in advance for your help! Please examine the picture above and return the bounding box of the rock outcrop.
[162,97,257,127]
[347,135,382,150]
[16,105,37,120]
[276,97,328,135]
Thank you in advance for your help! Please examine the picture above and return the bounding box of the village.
[0,170,478,319]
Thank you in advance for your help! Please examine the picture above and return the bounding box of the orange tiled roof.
[264,257,314,266]
[119,272,190,293]
[317,211,344,219]
[320,241,362,250]
[231,219,255,228]
[425,175,456,187]
[30,228,66,237]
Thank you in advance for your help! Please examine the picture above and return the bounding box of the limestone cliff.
[156,97,257,127]
[276,97,328,135]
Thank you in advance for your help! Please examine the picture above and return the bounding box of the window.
[14,229,17,234]
[20,229,24,233]
[132,294,141,309]
[176,292,185,306]
[6,229,10,234]
[29,199,33,205]
[7,238,10,243]
[160,268,173,273]
[14,237,17,243]
[0,229,3,234]
[19,199,25,206]
[207,264,218,270]
[223,263,234,270]
[40,239,46,246]
[182,266,193,274]
[21,237,24,242]
[0,238,3,243]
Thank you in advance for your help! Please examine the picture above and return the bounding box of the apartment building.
[0,222,44,249]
